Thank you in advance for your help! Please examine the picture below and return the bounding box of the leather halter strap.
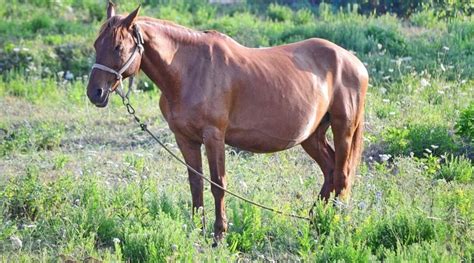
[91,25,144,95]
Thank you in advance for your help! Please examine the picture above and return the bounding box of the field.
[0,0,473,262]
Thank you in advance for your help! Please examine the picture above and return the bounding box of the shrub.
[0,122,65,156]
[1,167,42,221]
[364,213,437,257]
[121,215,193,262]
[455,102,474,143]
[366,24,407,55]
[28,15,53,33]
[382,124,458,157]
[227,202,268,252]
[436,155,473,183]
[309,200,340,236]
[267,3,293,22]
[293,8,314,24]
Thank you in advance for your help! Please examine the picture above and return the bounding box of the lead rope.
[117,88,311,221]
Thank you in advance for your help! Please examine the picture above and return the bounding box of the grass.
[0,0,473,262]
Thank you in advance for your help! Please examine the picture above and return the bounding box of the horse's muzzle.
[87,87,109,108]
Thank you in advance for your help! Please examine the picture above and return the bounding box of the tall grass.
[0,0,473,262]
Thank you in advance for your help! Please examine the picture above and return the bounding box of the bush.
[436,155,473,183]
[1,167,42,221]
[0,122,65,156]
[227,202,268,252]
[455,102,474,143]
[267,3,293,22]
[293,8,314,24]
[27,15,53,33]
[364,213,437,257]
[382,124,458,157]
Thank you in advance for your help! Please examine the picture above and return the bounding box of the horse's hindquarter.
[224,40,336,152]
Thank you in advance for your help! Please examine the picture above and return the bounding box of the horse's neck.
[138,20,203,103]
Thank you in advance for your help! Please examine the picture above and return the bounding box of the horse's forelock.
[98,16,123,36]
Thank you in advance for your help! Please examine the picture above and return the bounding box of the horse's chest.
[160,97,206,141]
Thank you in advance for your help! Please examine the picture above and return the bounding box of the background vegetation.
[0,0,472,261]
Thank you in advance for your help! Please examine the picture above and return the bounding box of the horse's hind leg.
[330,109,364,200]
[301,114,335,201]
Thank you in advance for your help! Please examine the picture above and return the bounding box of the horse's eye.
[114,45,121,51]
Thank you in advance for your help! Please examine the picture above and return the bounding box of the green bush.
[1,167,42,221]
[455,102,474,142]
[267,3,293,22]
[364,213,437,257]
[0,122,65,156]
[382,124,458,157]
[436,155,473,183]
[227,202,268,252]
[27,15,53,33]
[309,200,340,236]
[293,8,314,25]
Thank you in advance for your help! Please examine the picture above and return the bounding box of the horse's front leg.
[175,134,205,227]
[203,127,227,246]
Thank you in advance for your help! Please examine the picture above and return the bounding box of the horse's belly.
[225,106,324,153]
[225,129,304,153]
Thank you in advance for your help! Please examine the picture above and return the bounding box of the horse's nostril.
[95,88,103,98]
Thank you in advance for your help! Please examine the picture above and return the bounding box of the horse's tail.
[349,68,368,182]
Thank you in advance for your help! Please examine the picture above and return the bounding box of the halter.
[91,25,145,98]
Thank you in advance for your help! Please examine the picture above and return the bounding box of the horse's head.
[87,2,142,107]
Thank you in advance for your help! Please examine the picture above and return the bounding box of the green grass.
[0,0,473,262]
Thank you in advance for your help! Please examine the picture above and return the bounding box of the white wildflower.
[65,71,74,81]
[420,78,430,88]
[10,236,22,250]
[431,145,439,149]
[442,46,449,51]
[113,238,120,244]
[171,244,178,252]
[440,63,446,72]
[396,58,402,67]
[57,71,64,78]
[377,43,383,50]
[379,154,391,162]
[382,99,390,103]
[240,180,248,190]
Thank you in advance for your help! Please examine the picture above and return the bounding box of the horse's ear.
[107,0,116,19]
[122,5,141,29]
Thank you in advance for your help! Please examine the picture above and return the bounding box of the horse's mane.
[98,15,236,46]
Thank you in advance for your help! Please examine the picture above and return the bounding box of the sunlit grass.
[0,0,473,261]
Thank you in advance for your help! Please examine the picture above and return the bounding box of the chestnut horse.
[87,3,368,243]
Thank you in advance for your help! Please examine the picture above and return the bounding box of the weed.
[0,122,65,156]
[227,202,268,252]
[436,155,473,183]
[455,102,474,142]
[363,213,437,258]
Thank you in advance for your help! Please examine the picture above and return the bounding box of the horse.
[87,2,368,244]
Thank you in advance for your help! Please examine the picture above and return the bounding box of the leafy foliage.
[456,102,474,142]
